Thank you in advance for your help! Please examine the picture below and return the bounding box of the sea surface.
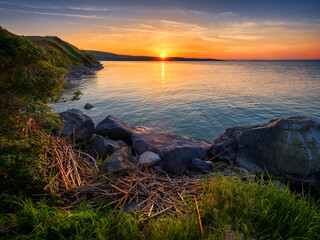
[51,61,320,142]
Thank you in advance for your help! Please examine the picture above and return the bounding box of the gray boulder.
[95,115,135,144]
[91,135,122,160]
[139,151,161,167]
[132,128,210,175]
[191,158,214,172]
[56,109,94,141]
[101,146,137,173]
[210,116,320,184]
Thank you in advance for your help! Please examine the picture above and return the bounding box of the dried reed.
[73,163,203,219]
[43,136,95,194]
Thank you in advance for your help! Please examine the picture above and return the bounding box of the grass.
[25,36,97,67]
[1,175,319,240]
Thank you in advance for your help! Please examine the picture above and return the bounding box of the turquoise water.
[51,61,320,142]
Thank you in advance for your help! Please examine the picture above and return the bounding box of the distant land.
[86,50,222,61]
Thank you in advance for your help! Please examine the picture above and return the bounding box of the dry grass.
[71,164,203,219]
[43,136,95,194]
[41,135,203,219]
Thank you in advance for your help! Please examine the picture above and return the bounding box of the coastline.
[66,62,104,82]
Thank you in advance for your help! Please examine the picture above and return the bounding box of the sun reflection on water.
[161,61,165,84]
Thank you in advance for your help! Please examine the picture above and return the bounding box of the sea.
[51,60,320,143]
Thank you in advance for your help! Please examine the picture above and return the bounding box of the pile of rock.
[55,109,320,185]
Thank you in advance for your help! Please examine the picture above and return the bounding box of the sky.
[1,0,320,60]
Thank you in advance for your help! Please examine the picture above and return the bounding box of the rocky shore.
[55,109,320,185]
[65,62,104,82]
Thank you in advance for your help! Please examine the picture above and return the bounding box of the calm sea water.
[51,61,320,142]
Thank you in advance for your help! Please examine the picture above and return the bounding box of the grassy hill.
[26,36,98,67]
[0,27,100,70]
[87,50,222,61]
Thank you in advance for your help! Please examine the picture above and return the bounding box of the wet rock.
[132,128,210,175]
[91,135,122,160]
[84,103,94,110]
[139,151,161,167]
[101,146,137,173]
[95,115,135,144]
[190,158,214,172]
[211,116,320,184]
[55,109,94,141]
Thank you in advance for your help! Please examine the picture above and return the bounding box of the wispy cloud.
[0,1,109,11]
[0,7,102,19]
[66,7,109,11]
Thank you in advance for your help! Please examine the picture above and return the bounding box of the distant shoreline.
[87,50,319,62]
[86,50,223,61]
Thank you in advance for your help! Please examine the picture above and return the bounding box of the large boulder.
[100,146,137,173]
[91,135,122,160]
[132,128,210,175]
[210,117,320,184]
[95,115,135,144]
[55,109,94,141]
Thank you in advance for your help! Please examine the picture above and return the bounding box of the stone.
[139,151,161,167]
[132,127,210,175]
[91,135,122,160]
[55,109,94,141]
[208,138,237,161]
[84,103,94,110]
[153,165,166,174]
[101,146,137,173]
[190,158,214,172]
[210,116,320,184]
[95,115,135,144]
[116,140,127,147]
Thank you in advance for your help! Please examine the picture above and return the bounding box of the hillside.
[0,27,102,79]
[87,50,222,61]
[26,36,98,67]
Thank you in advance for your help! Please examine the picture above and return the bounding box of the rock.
[95,115,135,144]
[210,116,320,184]
[139,151,161,167]
[208,138,237,161]
[55,109,94,141]
[190,158,214,172]
[101,146,137,173]
[116,140,127,147]
[132,128,210,175]
[91,135,122,160]
[153,165,166,174]
[84,103,94,110]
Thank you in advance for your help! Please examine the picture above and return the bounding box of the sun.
[161,53,166,59]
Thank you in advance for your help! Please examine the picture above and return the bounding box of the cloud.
[0,1,109,11]
[219,34,265,40]
[0,7,102,19]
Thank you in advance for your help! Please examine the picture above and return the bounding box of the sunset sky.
[1,0,320,60]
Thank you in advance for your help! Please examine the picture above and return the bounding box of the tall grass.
[201,176,320,239]
[1,176,319,239]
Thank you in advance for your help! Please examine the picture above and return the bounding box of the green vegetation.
[1,176,319,239]
[1,26,319,239]
[0,27,98,193]
[26,36,97,67]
